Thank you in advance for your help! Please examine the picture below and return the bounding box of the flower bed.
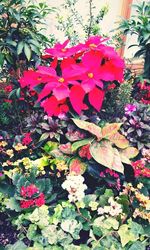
[0,36,150,250]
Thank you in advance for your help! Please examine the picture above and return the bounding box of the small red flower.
[79,144,92,160]
[4,85,13,93]
[22,133,32,145]
[34,193,45,207]
[4,99,12,104]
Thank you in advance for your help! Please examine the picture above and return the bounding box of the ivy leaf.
[72,119,102,141]
[5,241,27,250]
[27,224,37,240]
[24,43,32,61]
[128,241,146,250]
[90,141,114,170]
[42,225,58,245]
[6,197,21,212]
[118,224,137,247]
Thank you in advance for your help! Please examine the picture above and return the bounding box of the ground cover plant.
[0,1,150,249]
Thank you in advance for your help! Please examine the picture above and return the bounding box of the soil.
[0,212,18,247]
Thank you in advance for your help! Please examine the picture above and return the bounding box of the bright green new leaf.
[71,138,93,151]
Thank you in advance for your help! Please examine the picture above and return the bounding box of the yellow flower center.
[89,43,97,48]
[58,77,65,83]
[88,73,94,78]
[61,48,67,52]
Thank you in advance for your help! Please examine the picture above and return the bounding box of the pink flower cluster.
[132,160,150,178]
[20,184,45,209]
[20,36,124,117]
[100,169,121,190]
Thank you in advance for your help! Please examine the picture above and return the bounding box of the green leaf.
[24,43,32,61]
[0,53,4,67]
[5,197,21,212]
[128,241,146,250]
[27,224,37,240]
[72,119,102,141]
[118,224,137,247]
[39,132,50,141]
[61,219,82,239]
[90,141,114,170]
[120,147,139,160]
[72,138,93,151]
[102,123,122,138]
[17,41,24,55]
[42,225,58,244]
[16,88,21,98]
[108,132,129,149]
[112,148,124,173]
[5,241,27,250]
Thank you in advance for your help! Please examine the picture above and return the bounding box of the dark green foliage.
[100,80,134,121]
[121,103,150,150]
[0,0,55,69]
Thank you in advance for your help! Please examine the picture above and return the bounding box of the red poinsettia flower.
[45,39,81,58]
[19,68,56,89]
[41,96,69,117]
[37,65,79,102]
[77,35,109,53]
[70,50,104,92]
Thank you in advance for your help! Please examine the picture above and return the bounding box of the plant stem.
[88,0,93,37]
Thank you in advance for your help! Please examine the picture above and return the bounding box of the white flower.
[62,175,87,202]
[97,207,104,215]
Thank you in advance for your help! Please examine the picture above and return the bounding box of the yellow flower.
[0,141,7,147]
[13,143,27,151]
[56,160,68,171]
[6,149,14,158]
[137,183,144,189]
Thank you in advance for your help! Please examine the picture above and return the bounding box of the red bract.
[88,87,105,111]
[71,50,104,92]
[41,96,69,117]
[37,65,79,102]
[78,35,109,53]
[69,85,87,114]
[45,39,81,58]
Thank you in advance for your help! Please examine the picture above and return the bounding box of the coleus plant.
[19,36,125,117]
[70,119,139,174]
